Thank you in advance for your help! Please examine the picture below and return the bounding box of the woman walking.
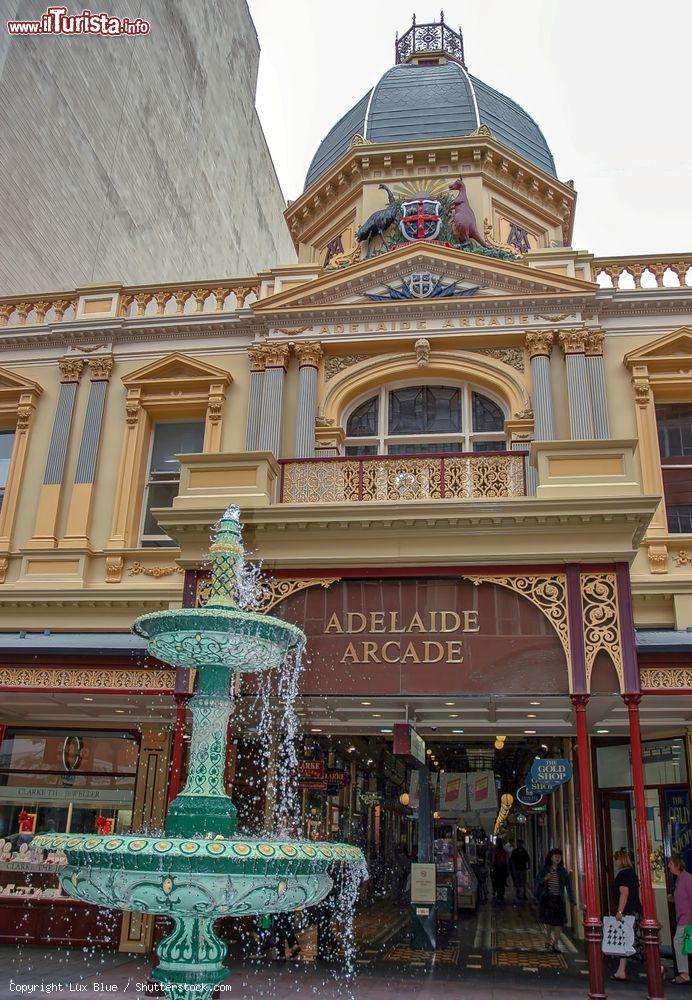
[611,849,642,982]
[668,854,692,985]
[536,848,576,952]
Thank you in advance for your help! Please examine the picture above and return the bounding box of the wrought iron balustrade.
[279,451,527,504]
[395,14,466,66]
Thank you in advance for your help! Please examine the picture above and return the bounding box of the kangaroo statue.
[449,177,489,247]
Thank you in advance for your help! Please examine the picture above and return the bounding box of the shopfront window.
[0,729,138,842]
[344,384,507,456]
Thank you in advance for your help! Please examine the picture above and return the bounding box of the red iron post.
[572,694,607,1000]
[625,693,665,1000]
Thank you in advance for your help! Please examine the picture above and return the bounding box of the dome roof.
[304,60,556,190]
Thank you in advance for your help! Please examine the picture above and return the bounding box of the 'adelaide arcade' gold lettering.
[340,639,465,665]
[325,610,479,634]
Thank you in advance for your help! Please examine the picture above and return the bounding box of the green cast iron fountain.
[34,505,365,998]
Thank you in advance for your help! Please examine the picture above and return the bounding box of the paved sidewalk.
[0,946,653,1000]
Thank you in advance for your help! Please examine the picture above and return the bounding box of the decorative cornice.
[58,356,85,382]
[525,331,554,358]
[558,328,588,355]
[293,341,324,368]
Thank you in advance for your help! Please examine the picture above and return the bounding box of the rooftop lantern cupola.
[395,11,466,67]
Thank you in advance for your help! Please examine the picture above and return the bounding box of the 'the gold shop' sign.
[325,609,479,664]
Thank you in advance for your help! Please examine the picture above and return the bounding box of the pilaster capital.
[558,328,589,355]
[87,356,114,381]
[58,356,85,383]
[293,341,324,369]
[585,330,605,357]
[632,370,651,408]
[247,345,267,373]
[525,331,554,359]
[262,343,290,370]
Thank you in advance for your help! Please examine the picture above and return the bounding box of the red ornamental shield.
[400,199,442,241]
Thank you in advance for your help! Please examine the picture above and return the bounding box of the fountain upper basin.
[132,607,305,672]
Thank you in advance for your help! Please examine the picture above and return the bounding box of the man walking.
[510,839,531,900]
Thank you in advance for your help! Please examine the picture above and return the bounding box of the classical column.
[571,695,606,1000]
[525,332,555,440]
[244,346,267,451]
[293,342,323,458]
[28,357,84,547]
[585,331,609,439]
[624,694,665,1000]
[257,344,289,456]
[559,329,595,439]
[62,356,113,547]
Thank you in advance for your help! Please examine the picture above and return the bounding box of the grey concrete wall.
[0,0,296,294]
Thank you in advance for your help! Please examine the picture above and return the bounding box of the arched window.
[344,384,507,455]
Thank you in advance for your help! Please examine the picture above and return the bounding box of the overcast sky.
[248,0,691,257]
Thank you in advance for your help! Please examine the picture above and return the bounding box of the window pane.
[346,397,378,437]
[388,386,461,435]
[656,403,692,458]
[0,431,14,489]
[150,421,204,473]
[142,481,179,538]
[345,445,378,456]
[662,467,692,531]
[668,506,692,533]
[472,440,507,452]
[388,441,464,455]
[472,392,504,432]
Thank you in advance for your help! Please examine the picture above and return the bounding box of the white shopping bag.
[601,915,636,956]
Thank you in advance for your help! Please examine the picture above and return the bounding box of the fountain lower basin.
[32,833,361,916]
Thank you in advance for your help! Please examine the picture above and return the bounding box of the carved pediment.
[625,328,692,371]
[252,243,596,315]
[122,353,231,390]
[0,366,42,401]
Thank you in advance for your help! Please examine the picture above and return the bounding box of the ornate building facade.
[0,16,689,999]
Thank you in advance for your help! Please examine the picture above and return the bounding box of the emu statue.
[355,184,400,256]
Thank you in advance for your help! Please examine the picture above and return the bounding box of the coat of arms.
[399,199,442,242]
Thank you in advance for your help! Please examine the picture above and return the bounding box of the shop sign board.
[0,786,132,805]
[526,758,572,794]
[298,760,326,787]
[393,724,426,764]
[410,862,437,904]
[664,788,692,874]
[516,784,545,807]
[271,579,569,698]
[325,769,348,791]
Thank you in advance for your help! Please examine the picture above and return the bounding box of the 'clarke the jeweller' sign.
[268,578,570,697]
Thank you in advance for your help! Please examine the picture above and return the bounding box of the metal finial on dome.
[395,13,466,67]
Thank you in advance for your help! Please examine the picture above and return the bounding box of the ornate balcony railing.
[593,253,692,290]
[395,14,466,67]
[279,452,526,504]
[0,278,259,329]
